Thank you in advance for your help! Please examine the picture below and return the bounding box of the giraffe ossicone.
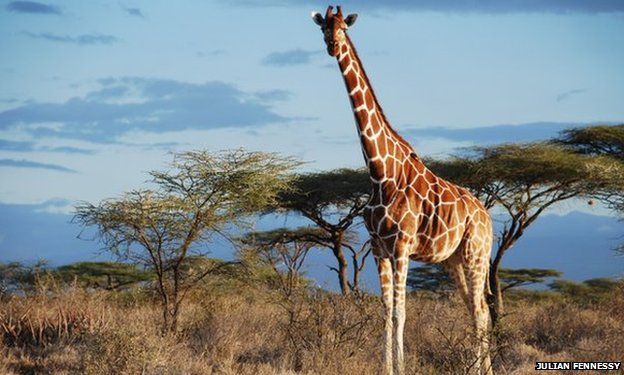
[312,5,494,375]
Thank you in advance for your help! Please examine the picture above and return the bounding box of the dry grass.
[1,282,622,375]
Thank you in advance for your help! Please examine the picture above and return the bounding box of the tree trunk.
[488,248,506,328]
[157,278,178,334]
[170,265,180,333]
[160,300,180,334]
[488,268,504,328]
[161,300,170,334]
[351,257,361,292]
[332,233,350,295]
[349,246,371,293]
[170,303,179,333]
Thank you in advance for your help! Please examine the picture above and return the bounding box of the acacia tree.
[497,268,562,294]
[406,264,454,294]
[278,169,371,294]
[555,124,624,213]
[556,124,624,254]
[74,149,298,332]
[556,124,624,159]
[428,143,624,325]
[407,264,560,297]
[55,261,152,290]
[240,227,323,297]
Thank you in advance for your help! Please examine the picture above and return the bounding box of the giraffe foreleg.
[376,255,394,375]
[392,252,409,375]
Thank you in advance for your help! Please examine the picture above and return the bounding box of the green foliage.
[407,265,561,295]
[55,262,152,290]
[279,168,370,216]
[172,255,242,288]
[74,149,298,263]
[503,289,564,304]
[242,227,332,246]
[407,264,453,294]
[479,143,614,186]
[430,143,623,204]
[73,149,299,332]
[554,124,624,213]
[74,149,300,260]
[499,268,562,292]
[154,149,301,216]
[549,278,622,304]
[555,124,624,159]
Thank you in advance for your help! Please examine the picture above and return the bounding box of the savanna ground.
[1,273,623,375]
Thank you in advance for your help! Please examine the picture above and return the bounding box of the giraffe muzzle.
[327,43,339,56]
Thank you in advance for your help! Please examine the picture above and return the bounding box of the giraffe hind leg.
[462,238,493,375]
[442,249,470,310]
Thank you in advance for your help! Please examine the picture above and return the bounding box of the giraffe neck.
[336,35,421,183]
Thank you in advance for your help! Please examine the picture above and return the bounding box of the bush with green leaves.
[74,149,299,332]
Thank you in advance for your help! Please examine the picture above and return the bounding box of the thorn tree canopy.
[74,149,299,332]
[407,264,560,296]
[55,261,152,290]
[277,168,371,294]
[554,124,624,212]
[555,124,624,159]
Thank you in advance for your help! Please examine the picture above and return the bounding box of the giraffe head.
[311,5,357,57]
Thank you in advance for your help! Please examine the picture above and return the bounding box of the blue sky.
[1,1,623,283]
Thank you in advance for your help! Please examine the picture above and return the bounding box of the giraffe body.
[312,6,494,375]
[365,166,492,265]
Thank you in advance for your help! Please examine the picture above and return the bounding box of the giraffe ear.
[344,13,358,27]
[311,11,324,26]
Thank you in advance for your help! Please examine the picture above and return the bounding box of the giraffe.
[311,6,494,375]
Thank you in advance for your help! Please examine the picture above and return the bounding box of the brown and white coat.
[312,6,494,375]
